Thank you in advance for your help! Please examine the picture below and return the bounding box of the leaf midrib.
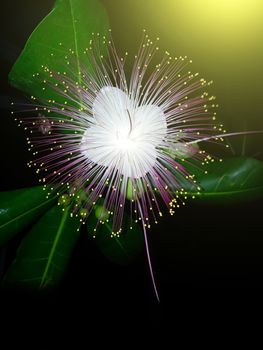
[69,0,81,84]
[0,196,56,230]
[191,185,263,197]
[39,206,69,288]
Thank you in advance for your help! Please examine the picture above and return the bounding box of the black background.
[0,0,263,344]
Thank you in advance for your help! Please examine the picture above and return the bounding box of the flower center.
[81,86,167,178]
[115,130,135,150]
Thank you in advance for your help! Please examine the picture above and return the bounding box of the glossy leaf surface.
[9,0,109,99]
[0,187,55,247]
[3,205,79,289]
[185,157,263,203]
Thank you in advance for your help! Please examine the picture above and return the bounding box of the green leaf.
[88,209,144,265]
[9,0,109,99]
[185,157,263,203]
[2,205,79,289]
[0,187,56,247]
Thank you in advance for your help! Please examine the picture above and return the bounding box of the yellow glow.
[162,0,263,53]
[191,0,260,23]
[103,0,263,154]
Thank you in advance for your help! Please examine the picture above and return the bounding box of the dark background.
[0,0,263,343]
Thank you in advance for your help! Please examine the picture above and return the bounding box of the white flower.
[81,86,167,178]
[24,32,224,301]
